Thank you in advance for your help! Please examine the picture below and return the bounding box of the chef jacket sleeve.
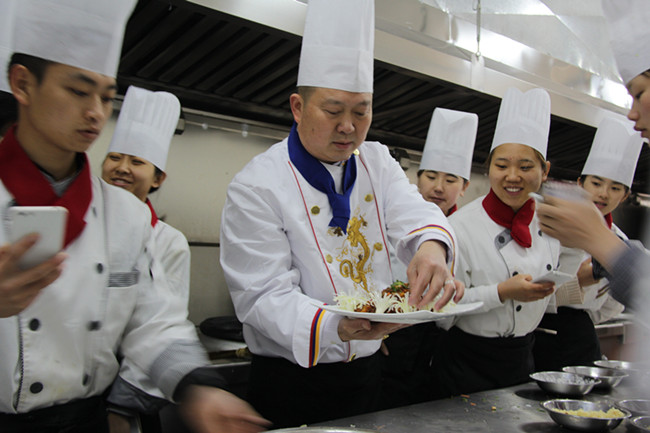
[117,229,209,401]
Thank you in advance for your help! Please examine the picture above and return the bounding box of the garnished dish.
[312,281,484,324]
[334,281,454,314]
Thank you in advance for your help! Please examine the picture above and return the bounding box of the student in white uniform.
[220,0,462,427]
[0,1,268,432]
[537,0,650,322]
[534,117,642,372]
[100,86,191,432]
[431,88,561,398]
[380,108,478,408]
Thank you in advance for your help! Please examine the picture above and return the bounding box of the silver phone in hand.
[7,206,68,269]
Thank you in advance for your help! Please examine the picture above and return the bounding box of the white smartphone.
[532,270,574,287]
[7,206,68,269]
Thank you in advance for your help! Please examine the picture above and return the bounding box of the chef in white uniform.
[0,1,267,432]
[100,86,191,430]
[381,108,477,408]
[431,88,561,398]
[220,0,461,427]
[534,117,643,371]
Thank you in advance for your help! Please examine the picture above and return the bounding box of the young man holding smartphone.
[0,1,268,432]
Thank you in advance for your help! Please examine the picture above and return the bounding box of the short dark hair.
[148,166,165,194]
[578,174,630,194]
[9,53,54,84]
[297,86,317,104]
[485,147,548,172]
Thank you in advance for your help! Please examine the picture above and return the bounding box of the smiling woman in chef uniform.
[430,87,562,399]
[100,86,192,432]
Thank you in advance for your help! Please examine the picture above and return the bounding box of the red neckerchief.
[0,125,92,248]
[145,199,159,227]
[447,204,458,216]
[482,188,535,248]
[604,213,613,229]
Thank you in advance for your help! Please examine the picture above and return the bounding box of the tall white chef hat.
[601,0,650,85]
[0,0,16,92]
[11,0,136,78]
[490,87,551,158]
[419,108,478,180]
[297,0,374,93]
[582,117,643,188]
[108,86,181,171]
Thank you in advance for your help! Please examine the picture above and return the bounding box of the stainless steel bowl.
[631,416,650,432]
[266,429,380,433]
[594,360,650,381]
[562,365,628,389]
[530,371,600,397]
[542,399,631,432]
[617,399,650,417]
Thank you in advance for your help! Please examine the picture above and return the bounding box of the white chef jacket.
[548,224,626,323]
[0,177,206,414]
[220,139,456,368]
[108,218,192,406]
[442,195,561,338]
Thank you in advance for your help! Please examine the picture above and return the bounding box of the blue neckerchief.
[288,123,357,234]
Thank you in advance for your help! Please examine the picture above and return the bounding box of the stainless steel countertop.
[314,378,648,432]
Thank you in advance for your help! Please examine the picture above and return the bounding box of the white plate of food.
[312,301,484,324]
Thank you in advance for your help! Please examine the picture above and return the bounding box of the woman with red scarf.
[430,88,561,398]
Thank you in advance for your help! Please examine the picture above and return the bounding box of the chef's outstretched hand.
[181,386,271,433]
[338,318,408,342]
[497,274,554,303]
[407,240,464,310]
[0,234,66,318]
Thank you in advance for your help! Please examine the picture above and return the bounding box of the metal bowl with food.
[562,366,628,389]
[530,371,600,397]
[542,399,631,432]
[630,416,650,432]
[617,399,650,417]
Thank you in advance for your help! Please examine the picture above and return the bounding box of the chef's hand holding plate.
[180,385,271,433]
[338,318,407,342]
[406,240,464,310]
[0,234,66,318]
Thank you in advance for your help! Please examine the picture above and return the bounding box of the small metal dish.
[617,399,650,417]
[630,416,650,432]
[530,371,600,397]
[542,399,631,432]
[562,365,628,389]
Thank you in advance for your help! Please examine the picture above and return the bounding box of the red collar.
[447,204,458,216]
[145,199,159,227]
[0,125,92,248]
[604,213,613,229]
[482,189,535,248]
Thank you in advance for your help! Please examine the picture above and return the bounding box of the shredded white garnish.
[333,287,455,313]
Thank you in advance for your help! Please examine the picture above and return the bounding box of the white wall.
[87,114,490,325]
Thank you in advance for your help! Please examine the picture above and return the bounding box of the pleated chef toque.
[582,117,643,188]
[601,0,650,85]
[0,0,17,92]
[490,87,551,158]
[419,108,478,180]
[297,0,374,93]
[11,0,136,78]
[108,86,181,171]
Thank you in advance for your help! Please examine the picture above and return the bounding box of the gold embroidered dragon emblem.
[338,214,372,292]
